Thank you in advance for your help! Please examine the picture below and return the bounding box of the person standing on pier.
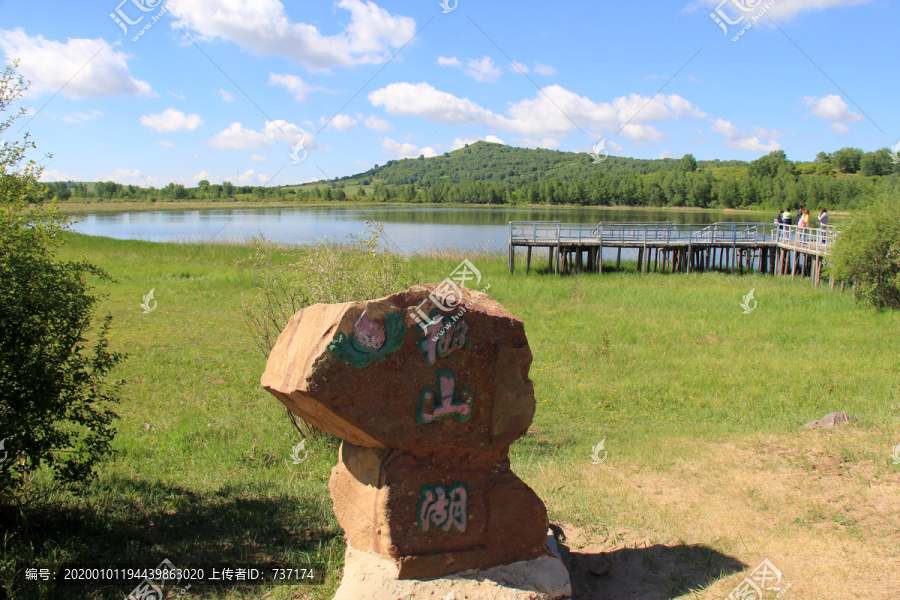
[782,209,792,226]
[818,208,829,243]
[799,209,810,242]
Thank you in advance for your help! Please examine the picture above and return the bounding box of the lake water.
[71,205,771,254]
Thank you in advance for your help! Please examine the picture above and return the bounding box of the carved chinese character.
[417,483,468,533]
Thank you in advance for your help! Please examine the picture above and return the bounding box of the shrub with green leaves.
[831,188,900,308]
[0,62,123,500]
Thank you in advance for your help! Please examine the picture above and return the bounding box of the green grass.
[2,233,899,599]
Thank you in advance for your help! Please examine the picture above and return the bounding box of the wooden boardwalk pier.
[508,221,838,287]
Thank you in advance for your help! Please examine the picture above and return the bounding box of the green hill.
[47,142,899,210]
[335,141,746,188]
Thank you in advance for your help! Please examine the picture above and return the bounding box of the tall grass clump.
[241,222,418,437]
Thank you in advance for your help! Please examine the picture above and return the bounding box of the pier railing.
[772,223,837,255]
[509,221,785,246]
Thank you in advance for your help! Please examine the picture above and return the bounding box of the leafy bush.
[831,190,900,308]
[0,62,123,501]
[242,222,418,437]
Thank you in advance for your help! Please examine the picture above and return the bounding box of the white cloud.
[98,169,145,185]
[830,122,851,133]
[620,124,665,145]
[510,61,529,74]
[322,113,358,131]
[158,141,175,147]
[369,82,706,142]
[438,55,502,82]
[224,169,257,185]
[250,154,267,161]
[208,120,315,150]
[96,169,208,187]
[364,115,391,131]
[511,137,560,149]
[59,110,102,123]
[218,89,234,102]
[450,135,505,150]
[0,28,153,98]
[689,0,873,22]
[268,73,318,101]
[168,90,186,100]
[534,62,557,75]
[752,126,782,139]
[369,82,504,126]
[140,108,203,132]
[378,137,437,159]
[606,139,625,153]
[659,150,676,159]
[711,118,781,152]
[170,0,416,72]
[464,56,501,82]
[803,94,863,125]
[506,87,704,137]
[38,169,73,182]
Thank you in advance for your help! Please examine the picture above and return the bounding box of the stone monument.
[262,281,571,598]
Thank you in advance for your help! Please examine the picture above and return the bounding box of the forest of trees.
[41,142,900,211]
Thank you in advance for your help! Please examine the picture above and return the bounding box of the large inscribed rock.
[261,284,555,582]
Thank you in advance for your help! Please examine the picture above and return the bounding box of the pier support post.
[526,246,532,275]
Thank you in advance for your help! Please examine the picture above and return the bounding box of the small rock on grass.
[803,412,856,429]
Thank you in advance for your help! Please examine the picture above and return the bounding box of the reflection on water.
[72,205,768,253]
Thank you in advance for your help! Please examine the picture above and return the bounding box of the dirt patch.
[550,432,900,599]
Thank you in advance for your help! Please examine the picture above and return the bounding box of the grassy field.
[2,232,898,599]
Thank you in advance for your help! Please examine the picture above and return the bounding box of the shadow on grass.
[0,476,342,600]
[560,541,746,600]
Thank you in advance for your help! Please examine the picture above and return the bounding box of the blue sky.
[0,0,895,187]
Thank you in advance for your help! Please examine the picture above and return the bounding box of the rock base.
[333,546,572,600]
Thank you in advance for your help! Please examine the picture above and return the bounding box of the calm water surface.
[72,206,770,253]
